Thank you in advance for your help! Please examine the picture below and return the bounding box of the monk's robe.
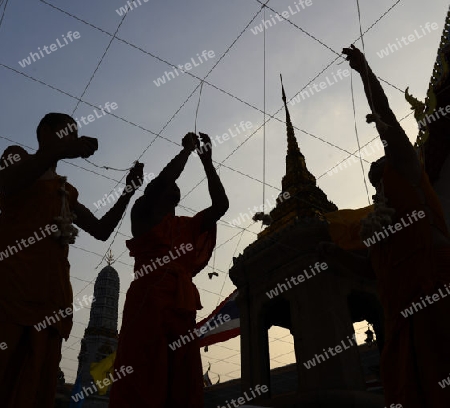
[109,210,216,408]
[325,206,374,251]
[370,160,450,407]
[0,146,78,408]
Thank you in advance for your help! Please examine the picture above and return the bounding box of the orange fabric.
[0,146,78,339]
[109,210,216,408]
[324,205,374,250]
[0,322,62,408]
[371,161,450,407]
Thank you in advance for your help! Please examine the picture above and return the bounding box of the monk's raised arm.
[74,162,144,241]
[342,45,420,183]
[196,133,229,232]
[343,45,398,126]
[134,133,197,213]
[152,133,198,187]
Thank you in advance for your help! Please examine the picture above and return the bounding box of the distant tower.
[75,255,120,408]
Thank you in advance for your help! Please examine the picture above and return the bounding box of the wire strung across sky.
[0,0,411,382]
[8,0,406,304]
[27,0,376,299]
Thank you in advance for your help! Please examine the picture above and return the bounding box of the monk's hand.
[342,44,367,73]
[197,132,212,163]
[182,132,199,153]
[57,136,98,159]
[125,161,144,193]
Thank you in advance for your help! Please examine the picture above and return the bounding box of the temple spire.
[279,75,315,192]
[280,74,303,164]
[257,76,337,238]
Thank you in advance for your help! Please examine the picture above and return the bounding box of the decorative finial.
[280,74,287,105]
[106,250,114,266]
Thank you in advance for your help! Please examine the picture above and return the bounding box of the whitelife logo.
[217,384,269,408]
[439,373,450,389]
[18,31,81,68]
[288,69,350,106]
[0,152,21,170]
[34,295,95,331]
[303,334,357,369]
[401,284,450,318]
[153,50,215,87]
[0,224,58,261]
[115,0,149,16]
[169,314,231,351]
[266,262,328,299]
[132,243,194,280]
[93,172,155,210]
[362,210,425,247]
[192,121,254,158]
[56,102,119,139]
[227,191,290,228]
[417,104,450,130]
[250,0,313,35]
[71,365,134,402]
[376,22,439,59]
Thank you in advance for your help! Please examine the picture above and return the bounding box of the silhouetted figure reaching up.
[109,132,228,408]
[0,113,143,408]
[320,45,450,408]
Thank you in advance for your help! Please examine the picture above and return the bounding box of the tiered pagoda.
[74,262,120,408]
[229,81,383,407]
[259,76,337,238]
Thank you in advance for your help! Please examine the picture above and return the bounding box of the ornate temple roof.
[407,7,450,182]
[258,77,337,238]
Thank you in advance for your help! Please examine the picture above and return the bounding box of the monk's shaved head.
[36,113,76,144]
[135,178,180,217]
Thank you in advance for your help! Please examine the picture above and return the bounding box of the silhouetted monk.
[109,132,229,408]
[0,113,143,408]
[329,45,450,407]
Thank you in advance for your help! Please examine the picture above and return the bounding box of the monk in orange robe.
[0,113,143,408]
[320,46,450,407]
[109,132,229,408]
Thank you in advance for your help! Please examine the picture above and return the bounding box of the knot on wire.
[252,212,272,226]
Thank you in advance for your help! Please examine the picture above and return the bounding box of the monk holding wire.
[320,46,450,407]
[109,132,229,408]
[0,113,143,408]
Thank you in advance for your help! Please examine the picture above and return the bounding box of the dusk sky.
[0,0,449,384]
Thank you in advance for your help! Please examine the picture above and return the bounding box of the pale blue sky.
[0,0,448,383]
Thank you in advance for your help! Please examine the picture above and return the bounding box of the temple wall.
[433,154,450,230]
